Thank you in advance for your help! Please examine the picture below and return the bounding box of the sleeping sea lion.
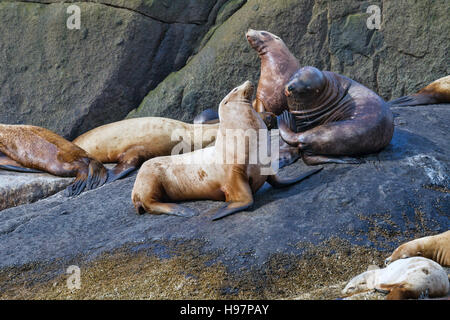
[131,81,322,220]
[385,230,450,267]
[0,124,108,196]
[389,75,450,107]
[279,66,394,165]
[342,257,449,300]
[73,118,219,182]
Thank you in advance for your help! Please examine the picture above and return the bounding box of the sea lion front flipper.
[267,167,323,188]
[212,165,254,221]
[193,108,219,124]
[277,111,301,147]
[302,154,364,165]
[107,146,151,183]
[211,200,254,221]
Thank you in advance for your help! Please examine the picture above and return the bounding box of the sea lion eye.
[261,32,268,36]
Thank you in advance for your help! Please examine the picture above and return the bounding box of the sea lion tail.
[388,94,436,107]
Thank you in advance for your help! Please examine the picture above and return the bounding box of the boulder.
[128,0,449,122]
[0,105,448,299]
[0,0,230,139]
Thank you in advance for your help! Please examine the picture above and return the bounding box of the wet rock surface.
[0,105,448,299]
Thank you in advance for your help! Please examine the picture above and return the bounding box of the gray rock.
[129,0,449,122]
[0,0,229,139]
[0,105,448,280]
[0,171,72,211]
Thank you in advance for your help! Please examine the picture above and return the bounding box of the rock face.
[0,0,231,139]
[0,105,448,299]
[129,0,449,122]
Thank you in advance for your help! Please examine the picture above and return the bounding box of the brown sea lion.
[385,230,450,267]
[131,81,322,220]
[73,118,219,182]
[0,125,108,196]
[246,29,300,115]
[389,75,450,107]
[278,66,394,165]
[342,257,449,300]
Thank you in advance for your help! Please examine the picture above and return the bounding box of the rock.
[0,105,448,299]
[128,0,449,122]
[0,171,72,211]
[0,0,229,139]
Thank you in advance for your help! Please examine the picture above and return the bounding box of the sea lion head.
[246,29,284,54]
[219,80,254,115]
[284,66,326,103]
[385,239,423,265]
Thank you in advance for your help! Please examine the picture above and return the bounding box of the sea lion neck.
[288,71,355,131]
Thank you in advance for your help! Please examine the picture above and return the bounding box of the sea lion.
[278,66,394,165]
[246,29,300,115]
[73,118,219,182]
[389,75,450,107]
[385,230,450,267]
[131,81,322,220]
[0,124,108,196]
[342,257,449,300]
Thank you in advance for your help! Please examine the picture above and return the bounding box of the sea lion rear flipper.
[135,201,197,218]
[388,94,436,107]
[65,160,108,197]
[0,153,45,173]
[193,108,219,124]
[267,167,323,188]
[0,164,45,174]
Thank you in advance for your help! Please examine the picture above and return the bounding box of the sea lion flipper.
[388,94,436,107]
[65,176,87,197]
[211,200,254,221]
[0,164,44,174]
[135,201,197,218]
[193,108,219,124]
[107,146,151,183]
[302,155,364,165]
[277,112,300,147]
[85,160,108,190]
[267,167,323,188]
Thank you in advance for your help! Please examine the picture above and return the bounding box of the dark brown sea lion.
[279,66,394,165]
[131,81,322,220]
[73,118,219,182]
[0,124,108,196]
[246,29,300,115]
[389,75,450,107]
[385,230,450,267]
